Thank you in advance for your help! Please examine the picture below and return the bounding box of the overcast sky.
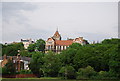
[1,2,118,43]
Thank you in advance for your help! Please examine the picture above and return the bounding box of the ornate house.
[45,30,88,53]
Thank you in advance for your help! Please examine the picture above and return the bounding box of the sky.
[1,2,118,44]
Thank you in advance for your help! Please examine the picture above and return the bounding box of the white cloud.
[2,2,118,43]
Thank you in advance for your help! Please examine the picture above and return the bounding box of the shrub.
[59,65,76,79]
[77,66,97,79]
[20,70,33,74]
[2,67,8,75]
[99,71,108,77]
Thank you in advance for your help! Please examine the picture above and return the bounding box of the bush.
[2,67,8,75]
[59,65,76,79]
[20,70,33,74]
[77,66,97,79]
[99,71,108,77]
[4,59,16,75]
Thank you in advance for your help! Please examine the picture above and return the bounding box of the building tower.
[52,28,61,40]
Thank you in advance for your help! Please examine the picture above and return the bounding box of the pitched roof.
[53,31,61,37]
[47,37,54,41]
[55,40,73,46]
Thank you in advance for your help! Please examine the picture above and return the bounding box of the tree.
[28,38,120,79]
[107,44,120,78]
[86,44,110,72]
[3,46,18,56]
[27,44,36,52]
[60,48,77,66]
[73,46,94,70]
[2,67,8,75]
[12,42,24,50]
[29,52,44,77]
[20,50,30,57]
[2,59,16,75]
[43,51,61,77]
[69,43,82,50]
[35,39,45,52]
[27,39,45,52]
[59,65,76,79]
[0,43,2,56]
[102,38,119,45]
[2,42,24,56]
[77,66,97,79]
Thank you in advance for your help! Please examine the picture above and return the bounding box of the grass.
[39,77,61,79]
[1,77,65,81]
[1,77,61,79]
[1,77,120,81]
[1,78,76,81]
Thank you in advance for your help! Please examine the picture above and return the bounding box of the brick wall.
[2,74,37,78]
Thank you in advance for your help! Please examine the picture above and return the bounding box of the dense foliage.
[2,38,120,79]
[29,38,120,79]
[2,39,45,57]
[2,59,16,75]
[59,65,76,79]
[29,52,44,77]
[19,70,33,74]
[2,42,24,56]
[28,39,45,52]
